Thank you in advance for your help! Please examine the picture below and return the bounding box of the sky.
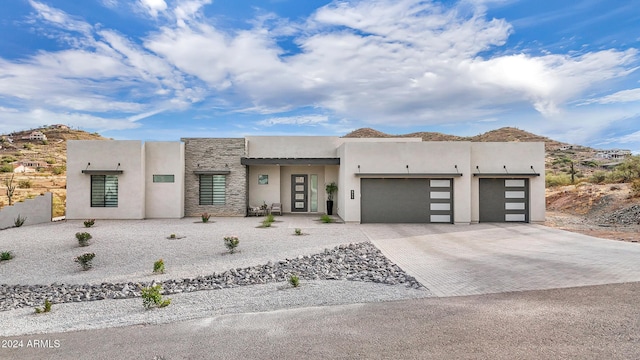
[1,0,639,152]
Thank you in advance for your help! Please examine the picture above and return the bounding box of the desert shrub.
[153,259,165,274]
[289,274,300,288]
[41,140,48,145]
[201,212,211,223]
[34,299,52,314]
[224,235,240,253]
[320,214,333,223]
[169,233,176,239]
[18,179,32,189]
[294,228,302,236]
[0,165,12,173]
[52,166,65,175]
[1,156,16,164]
[45,158,55,164]
[266,213,275,223]
[74,253,95,270]
[590,171,607,184]
[631,179,640,198]
[261,218,272,227]
[83,219,95,227]
[141,285,171,309]
[23,143,33,150]
[545,173,572,187]
[1,251,13,261]
[76,232,92,246]
[14,215,26,227]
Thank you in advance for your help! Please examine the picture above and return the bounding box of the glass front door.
[291,175,308,212]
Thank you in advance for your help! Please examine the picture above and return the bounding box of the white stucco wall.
[0,193,51,229]
[67,140,145,219]
[246,137,341,158]
[145,142,185,218]
[470,142,546,223]
[248,165,281,208]
[338,142,472,223]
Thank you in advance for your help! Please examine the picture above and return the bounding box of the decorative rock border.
[0,242,424,311]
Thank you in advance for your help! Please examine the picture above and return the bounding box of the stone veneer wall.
[182,138,247,217]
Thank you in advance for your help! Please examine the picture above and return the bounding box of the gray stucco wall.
[182,138,247,217]
[0,192,51,229]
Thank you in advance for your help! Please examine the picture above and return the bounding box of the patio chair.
[270,203,282,215]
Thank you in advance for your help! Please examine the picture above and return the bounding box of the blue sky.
[1,0,639,152]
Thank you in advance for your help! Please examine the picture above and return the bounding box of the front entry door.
[291,175,308,212]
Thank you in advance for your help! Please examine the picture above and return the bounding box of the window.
[153,174,175,183]
[199,174,226,205]
[91,175,118,207]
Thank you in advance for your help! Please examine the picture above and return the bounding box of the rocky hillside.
[0,126,106,216]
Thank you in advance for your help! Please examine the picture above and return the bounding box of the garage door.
[360,178,453,223]
[479,178,529,222]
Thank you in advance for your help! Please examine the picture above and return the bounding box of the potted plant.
[325,182,338,215]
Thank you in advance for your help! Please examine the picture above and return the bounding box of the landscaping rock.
[0,242,423,311]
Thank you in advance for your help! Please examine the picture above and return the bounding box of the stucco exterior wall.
[182,138,246,217]
[470,142,546,223]
[247,165,281,208]
[338,141,472,223]
[0,192,51,229]
[246,137,341,158]
[145,142,185,218]
[66,140,145,219]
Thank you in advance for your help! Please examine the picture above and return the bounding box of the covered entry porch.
[241,157,339,215]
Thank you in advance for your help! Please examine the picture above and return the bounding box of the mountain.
[344,126,567,150]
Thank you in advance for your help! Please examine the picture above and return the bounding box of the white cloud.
[257,115,329,127]
[139,0,168,18]
[583,88,640,105]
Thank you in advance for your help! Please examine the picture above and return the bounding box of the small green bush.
[76,232,92,247]
[294,228,302,236]
[74,253,95,270]
[320,214,333,223]
[52,166,65,175]
[83,219,95,228]
[261,218,272,227]
[1,251,13,261]
[45,157,55,164]
[631,179,640,198]
[545,173,572,187]
[18,180,32,189]
[289,274,300,288]
[266,213,275,223]
[141,285,171,309]
[0,164,13,173]
[224,235,240,253]
[14,215,26,227]
[23,143,33,150]
[153,259,165,274]
[34,299,52,314]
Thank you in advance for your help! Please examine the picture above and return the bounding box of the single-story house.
[66,136,545,224]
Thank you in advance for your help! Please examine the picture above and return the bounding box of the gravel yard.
[0,216,429,336]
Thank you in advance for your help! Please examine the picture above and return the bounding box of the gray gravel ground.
[0,216,430,336]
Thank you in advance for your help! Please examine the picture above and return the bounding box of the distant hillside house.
[22,131,47,141]
[50,124,69,130]
[595,149,631,160]
[20,160,46,168]
[13,164,37,173]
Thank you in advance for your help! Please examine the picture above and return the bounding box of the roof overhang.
[81,170,123,175]
[473,173,540,177]
[355,173,462,178]
[193,170,231,175]
[241,157,340,165]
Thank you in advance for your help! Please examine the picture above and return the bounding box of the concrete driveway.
[362,223,640,297]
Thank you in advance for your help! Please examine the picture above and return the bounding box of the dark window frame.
[199,174,226,205]
[91,175,118,207]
